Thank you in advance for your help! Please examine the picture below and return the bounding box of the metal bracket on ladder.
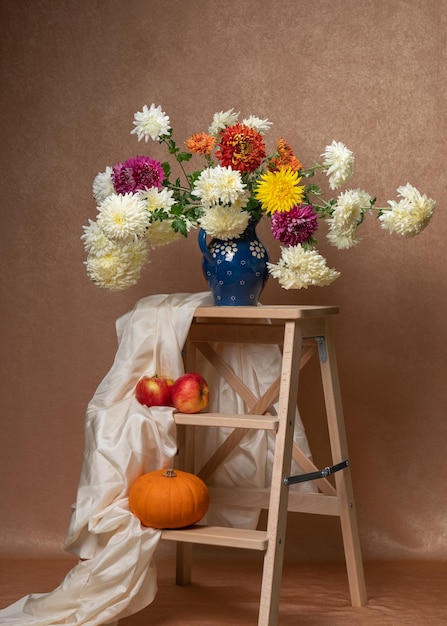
[284,459,350,486]
[315,336,327,362]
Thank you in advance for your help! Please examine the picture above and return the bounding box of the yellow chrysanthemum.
[254,168,305,214]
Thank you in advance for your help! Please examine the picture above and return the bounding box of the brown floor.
[1,551,446,625]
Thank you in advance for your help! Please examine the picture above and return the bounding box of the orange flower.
[185,132,216,156]
[270,138,302,172]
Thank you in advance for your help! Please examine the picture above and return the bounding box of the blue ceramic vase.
[199,218,269,306]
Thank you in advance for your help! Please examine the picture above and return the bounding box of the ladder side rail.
[319,319,367,607]
[258,320,304,626]
[174,332,198,585]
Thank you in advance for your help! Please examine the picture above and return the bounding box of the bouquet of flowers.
[82,103,436,292]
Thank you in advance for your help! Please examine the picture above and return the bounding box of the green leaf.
[172,217,188,237]
[303,237,318,250]
[187,170,202,186]
[305,184,322,196]
[245,196,262,217]
[176,151,193,162]
[185,204,204,222]
[162,161,171,179]
[152,208,169,222]
[301,169,318,178]
[170,203,184,216]
[167,139,179,155]
[159,129,172,142]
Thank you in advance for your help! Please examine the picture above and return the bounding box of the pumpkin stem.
[163,468,177,478]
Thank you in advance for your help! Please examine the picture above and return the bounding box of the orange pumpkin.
[129,468,210,529]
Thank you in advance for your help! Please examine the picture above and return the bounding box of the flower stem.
[300,163,324,178]
[161,137,192,189]
[165,182,191,193]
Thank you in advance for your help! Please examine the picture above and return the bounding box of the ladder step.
[207,487,340,516]
[174,412,279,430]
[161,525,268,551]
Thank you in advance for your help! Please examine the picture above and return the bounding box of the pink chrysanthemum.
[270,204,318,246]
[112,156,164,194]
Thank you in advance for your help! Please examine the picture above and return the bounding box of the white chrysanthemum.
[199,205,250,240]
[85,239,148,291]
[379,183,436,238]
[139,186,176,213]
[81,219,115,256]
[97,193,148,242]
[231,192,249,211]
[131,103,171,142]
[242,115,272,135]
[321,141,354,190]
[146,220,183,248]
[326,189,371,249]
[192,166,245,208]
[92,166,115,205]
[326,230,358,250]
[208,108,239,136]
[267,245,340,289]
[191,168,220,207]
[212,166,246,204]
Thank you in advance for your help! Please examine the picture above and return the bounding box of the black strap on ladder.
[284,459,349,486]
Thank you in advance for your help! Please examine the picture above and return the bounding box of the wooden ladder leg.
[174,333,197,585]
[174,421,194,585]
[175,542,193,585]
[258,320,303,626]
[319,321,367,607]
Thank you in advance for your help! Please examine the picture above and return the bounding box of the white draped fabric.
[0,293,314,626]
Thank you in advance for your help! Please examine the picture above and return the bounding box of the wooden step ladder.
[161,304,366,625]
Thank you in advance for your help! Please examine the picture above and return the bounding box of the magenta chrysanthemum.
[270,204,318,246]
[112,156,164,194]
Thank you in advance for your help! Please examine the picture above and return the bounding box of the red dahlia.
[215,123,266,173]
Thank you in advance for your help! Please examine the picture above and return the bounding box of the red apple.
[135,375,174,407]
[171,372,210,414]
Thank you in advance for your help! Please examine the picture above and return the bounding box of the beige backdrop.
[1,0,446,564]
